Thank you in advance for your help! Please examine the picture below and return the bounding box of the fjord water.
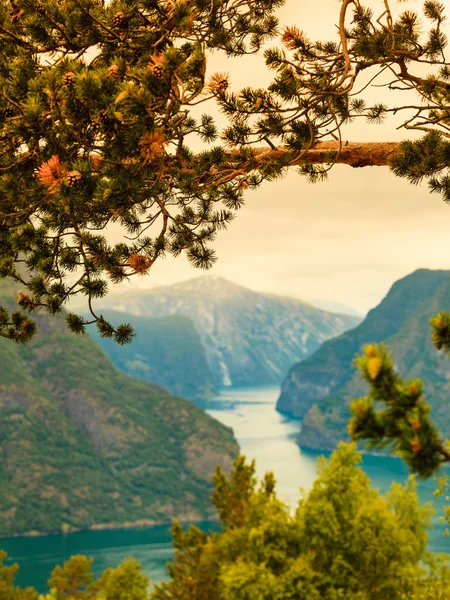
[2,387,449,592]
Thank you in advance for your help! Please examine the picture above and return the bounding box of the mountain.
[309,299,364,318]
[0,280,238,537]
[95,276,361,388]
[87,311,216,400]
[276,269,450,450]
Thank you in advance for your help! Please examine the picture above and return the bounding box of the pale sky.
[107,0,450,315]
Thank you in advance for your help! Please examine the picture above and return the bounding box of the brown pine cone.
[99,109,110,124]
[62,72,76,88]
[90,120,102,136]
[108,64,121,79]
[112,11,127,28]
[66,170,83,187]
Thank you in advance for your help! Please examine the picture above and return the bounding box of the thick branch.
[249,141,400,168]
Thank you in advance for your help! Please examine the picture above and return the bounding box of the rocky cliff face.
[97,276,361,388]
[275,269,450,451]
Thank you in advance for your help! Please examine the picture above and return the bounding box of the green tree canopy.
[152,444,450,600]
[2,0,450,342]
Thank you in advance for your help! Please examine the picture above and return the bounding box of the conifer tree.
[348,320,450,524]
[1,0,450,342]
[0,0,282,343]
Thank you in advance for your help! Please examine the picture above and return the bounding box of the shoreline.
[0,515,220,541]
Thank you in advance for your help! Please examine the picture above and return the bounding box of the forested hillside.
[0,280,238,537]
[277,269,450,450]
[87,310,216,400]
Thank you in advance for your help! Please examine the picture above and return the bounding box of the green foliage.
[152,444,450,600]
[221,0,450,184]
[93,558,149,600]
[3,447,450,598]
[37,555,149,600]
[345,280,450,480]
[48,556,94,600]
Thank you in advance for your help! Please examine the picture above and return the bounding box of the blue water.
[2,386,449,592]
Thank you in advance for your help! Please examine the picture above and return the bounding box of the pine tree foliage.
[3,1,450,341]
[0,0,282,342]
[220,0,450,183]
[349,342,450,478]
[349,319,450,486]
[348,318,450,527]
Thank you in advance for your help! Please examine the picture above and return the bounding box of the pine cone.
[108,64,121,79]
[3,107,14,118]
[90,120,102,136]
[66,170,83,187]
[153,66,163,79]
[112,11,127,28]
[99,109,110,124]
[62,72,76,88]
[35,2,46,15]
[98,110,114,131]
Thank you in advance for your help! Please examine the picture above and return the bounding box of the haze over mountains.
[95,275,361,390]
[277,269,450,450]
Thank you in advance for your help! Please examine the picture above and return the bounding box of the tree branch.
[238,141,400,169]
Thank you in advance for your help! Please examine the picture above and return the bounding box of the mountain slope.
[87,311,216,400]
[96,276,361,388]
[0,282,238,537]
[276,269,450,450]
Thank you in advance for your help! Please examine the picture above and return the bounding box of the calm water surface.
[2,386,449,592]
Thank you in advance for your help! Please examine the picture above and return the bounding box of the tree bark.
[249,141,400,168]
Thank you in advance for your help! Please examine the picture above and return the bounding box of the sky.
[110,0,450,315]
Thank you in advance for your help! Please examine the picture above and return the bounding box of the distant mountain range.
[0,278,238,537]
[277,269,450,450]
[95,276,361,390]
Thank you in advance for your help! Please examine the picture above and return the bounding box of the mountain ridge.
[95,275,361,388]
[276,269,450,450]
